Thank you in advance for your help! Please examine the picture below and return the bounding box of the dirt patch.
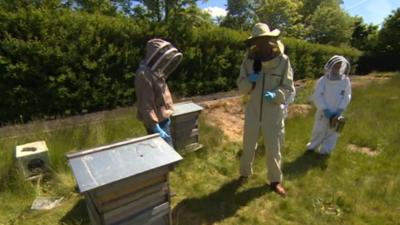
[200,97,244,142]
[288,104,313,118]
[347,144,380,156]
[350,75,390,88]
[200,96,313,141]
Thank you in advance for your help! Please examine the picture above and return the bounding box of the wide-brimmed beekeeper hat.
[246,23,281,43]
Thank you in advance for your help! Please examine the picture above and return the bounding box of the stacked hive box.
[15,141,50,178]
[66,134,182,225]
[171,101,203,152]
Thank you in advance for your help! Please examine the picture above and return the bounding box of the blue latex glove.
[264,91,276,101]
[152,123,170,139]
[164,118,171,126]
[333,109,344,117]
[248,73,259,82]
[323,109,334,118]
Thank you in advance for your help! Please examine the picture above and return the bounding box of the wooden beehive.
[171,101,203,153]
[66,134,182,225]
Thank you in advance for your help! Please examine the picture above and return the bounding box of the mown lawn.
[1,73,399,225]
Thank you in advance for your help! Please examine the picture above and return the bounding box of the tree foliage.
[256,0,305,38]
[350,17,378,51]
[357,8,400,73]
[378,8,400,54]
[306,1,354,45]
[0,0,362,123]
[220,0,255,30]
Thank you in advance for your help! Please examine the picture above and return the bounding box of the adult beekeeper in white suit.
[237,23,295,197]
[135,38,183,146]
[306,55,352,155]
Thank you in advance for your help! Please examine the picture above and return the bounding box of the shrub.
[0,8,361,123]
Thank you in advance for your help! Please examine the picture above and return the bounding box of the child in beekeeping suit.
[306,55,352,155]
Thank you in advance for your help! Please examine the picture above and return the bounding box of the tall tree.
[0,0,65,11]
[300,0,342,18]
[220,0,255,30]
[70,0,118,15]
[128,0,200,22]
[350,17,378,50]
[306,1,354,45]
[378,8,400,54]
[255,0,305,38]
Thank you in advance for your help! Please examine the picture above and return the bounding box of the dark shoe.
[305,149,315,154]
[317,152,330,159]
[238,176,249,185]
[270,182,287,197]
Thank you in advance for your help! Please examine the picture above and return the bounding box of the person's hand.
[333,109,344,118]
[323,109,334,118]
[152,124,170,139]
[264,91,276,101]
[248,73,259,82]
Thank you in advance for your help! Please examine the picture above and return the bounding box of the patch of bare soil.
[200,97,244,142]
[350,75,390,88]
[347,144,380,156]
[288,104,313,118]
[199,96,313,141]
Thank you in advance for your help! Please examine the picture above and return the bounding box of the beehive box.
[66,134,182,225]
[171,101,203,153]
[15,141,50,178]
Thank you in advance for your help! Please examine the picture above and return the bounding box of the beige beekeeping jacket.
[237,53,295,120]
[237,51,295,182]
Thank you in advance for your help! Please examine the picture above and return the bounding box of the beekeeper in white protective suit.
[306,55,352,155]
[135,39,183,146]
[237,23,295,197]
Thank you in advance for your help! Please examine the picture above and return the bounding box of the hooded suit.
[237,49,295,183]
[307,55,352,154]
[135,39,182,145]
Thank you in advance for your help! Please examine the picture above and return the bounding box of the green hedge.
[0,8,361,123]
[284,37,360,79]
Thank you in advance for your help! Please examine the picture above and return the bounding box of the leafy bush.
[0,7,361,123]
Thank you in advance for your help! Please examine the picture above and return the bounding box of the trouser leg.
[263,125,284,183]
[320,129,339,154]
[307,111,329,150]
[240,118,260,177]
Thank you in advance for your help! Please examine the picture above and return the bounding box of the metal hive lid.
[66,134,182,193]
[172,101,203,117]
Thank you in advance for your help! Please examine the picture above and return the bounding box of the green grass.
[293,79,315,104]
[1,73,400,225]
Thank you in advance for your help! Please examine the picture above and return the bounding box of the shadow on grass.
[172,178,271,225]
[60,198,89,225]
[283,151,329,178]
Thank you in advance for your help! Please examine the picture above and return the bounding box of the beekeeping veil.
[324,55,351,80]
[144,38,183,78]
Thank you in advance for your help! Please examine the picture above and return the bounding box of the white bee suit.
[237,52,295,183]
[307,56,352,154]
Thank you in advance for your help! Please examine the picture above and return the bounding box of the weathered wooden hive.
[66,134,182,225]
[171,101,203,153]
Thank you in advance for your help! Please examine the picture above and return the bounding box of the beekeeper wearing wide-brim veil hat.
[135,38,183,146]
[306,55,352,155]
[237,23,295,197]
